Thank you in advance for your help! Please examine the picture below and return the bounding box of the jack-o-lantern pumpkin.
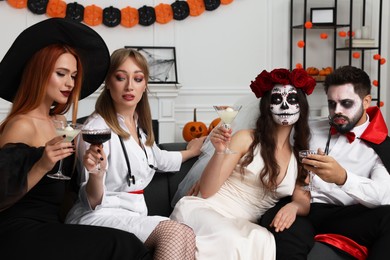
[103,6,121,27]
[155,3,173,24]
[7,0,27,9]
[171,0,190,21]
[66,2,84,22]
[46,0,66,18]
[187,0,205,17]
[208,117,221,134]
[204,0,220,11]
[138,5,156,26]
[84,5,103,26]
[183,108,208,142]
[121,6,139,28]
[27,0,48,15]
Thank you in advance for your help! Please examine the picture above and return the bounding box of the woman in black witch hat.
[0,18,151,260]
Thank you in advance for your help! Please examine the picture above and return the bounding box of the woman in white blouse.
[66,48,205,260]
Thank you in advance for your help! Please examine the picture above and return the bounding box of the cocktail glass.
[213,105,242,154]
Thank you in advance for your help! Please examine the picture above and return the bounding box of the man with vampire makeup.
[259,65,390,260]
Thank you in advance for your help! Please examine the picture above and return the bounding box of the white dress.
[66,113,182,242]
[171,146,298,260]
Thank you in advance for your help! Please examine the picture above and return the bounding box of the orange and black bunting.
[4,0,235,28]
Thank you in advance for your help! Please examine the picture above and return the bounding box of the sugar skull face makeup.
[270,84,300,126]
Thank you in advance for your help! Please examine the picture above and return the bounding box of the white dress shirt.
[309,115,390,207]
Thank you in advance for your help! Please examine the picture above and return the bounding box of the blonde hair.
[95,48,155,146]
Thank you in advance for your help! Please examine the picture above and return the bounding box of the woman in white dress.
[66,48,205,260]
[171,68,316,259]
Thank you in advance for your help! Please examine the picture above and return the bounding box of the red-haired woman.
[0,18,150,260]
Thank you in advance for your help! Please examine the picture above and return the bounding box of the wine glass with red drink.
[81,127,111,172]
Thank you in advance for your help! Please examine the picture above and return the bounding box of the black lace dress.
[0,143,151,260]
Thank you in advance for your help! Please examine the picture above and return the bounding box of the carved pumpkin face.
[182,108,208,142]
[121,6,139,28]
[27,0,48,15]
[138,5,156,26]
[171,0,190,21]
[183,122,208,142]
[103,6,121,27]
[66,2,84,22]
[204,0,220,11]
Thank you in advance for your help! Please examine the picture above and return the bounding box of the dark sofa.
[145,142,356,260]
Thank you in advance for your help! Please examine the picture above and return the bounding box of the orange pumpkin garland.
[7,0,27,9]
[187,0,205,17]
[155,3,173,24]
[121,6,139,28]
[221,0,233,4]
[46,0,67,18]
[182,108,208,142]
[84,5,103,26]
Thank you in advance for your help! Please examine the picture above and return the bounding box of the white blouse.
[66,113,182,241]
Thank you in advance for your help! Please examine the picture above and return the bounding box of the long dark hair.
[240,88,310,192]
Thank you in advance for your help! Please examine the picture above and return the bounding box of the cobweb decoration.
[138,49,176,83]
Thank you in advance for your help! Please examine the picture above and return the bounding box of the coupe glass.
[299,150,317,191]
[213,105,242,154]
[81,126,112,172]
[47,120,83,180]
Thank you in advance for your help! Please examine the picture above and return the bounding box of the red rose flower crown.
[250,68,316,98]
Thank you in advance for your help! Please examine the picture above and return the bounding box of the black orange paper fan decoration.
[84,5,103,26]
[27,0,48,15]
[46,0,66,18]
[66,2,84,22]
[138,5,156,26]
[7,0,27,9]
[171,0,190,21]
[155,3,173,24]
[204,0,220,11]
[103,6,121,27]
[121,6,138,28]
[188,0,205,17]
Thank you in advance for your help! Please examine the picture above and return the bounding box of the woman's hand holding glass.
[39,135,75,175]
[209,125,232,154]
[83,144,107,174]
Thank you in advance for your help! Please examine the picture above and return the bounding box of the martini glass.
[213,105,242,154]
[81,126,112,172]
[48,120,83,180]
[299,150,317,191]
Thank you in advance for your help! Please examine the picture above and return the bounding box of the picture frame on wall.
[310,7,335,26]
[125,46,178,84]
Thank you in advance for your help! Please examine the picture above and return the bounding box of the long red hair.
[0,44,83,133]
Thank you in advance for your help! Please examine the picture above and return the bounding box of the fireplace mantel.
[148,83,182,143]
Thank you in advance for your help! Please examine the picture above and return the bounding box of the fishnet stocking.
[144,220,196,260]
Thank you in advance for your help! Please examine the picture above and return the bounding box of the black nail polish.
[62,135,66,138]
[97,149,101,153]
[100,157,104,161]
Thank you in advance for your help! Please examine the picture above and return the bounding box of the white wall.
[0,0,389,142]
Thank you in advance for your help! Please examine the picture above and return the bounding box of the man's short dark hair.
[324,65,371,99]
